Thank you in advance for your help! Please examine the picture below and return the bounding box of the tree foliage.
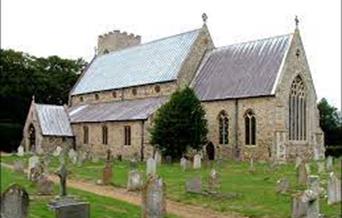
[317,98,342,147]
[150,87,208,159]
[0,49,87,151]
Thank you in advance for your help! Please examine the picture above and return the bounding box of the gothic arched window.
[245,110,256,145]
[218,111,229,144]
[102,125,108,145]
[289,75,306,141]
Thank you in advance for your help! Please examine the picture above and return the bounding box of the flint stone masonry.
[0,184,29,218]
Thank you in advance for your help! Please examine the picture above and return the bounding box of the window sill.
[244,145,257,148]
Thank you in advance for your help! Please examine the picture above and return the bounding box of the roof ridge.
[102,28,201,56]
[214,33,293,52]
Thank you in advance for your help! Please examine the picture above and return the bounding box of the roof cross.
[202,13,208,24]
[295,15,299,28]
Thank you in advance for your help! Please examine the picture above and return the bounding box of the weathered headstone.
[307,175,322,195]
[127,169,143,191]
[297,162,308,185]
[164,156,172,165]
[154,151,162,165]
[56,163,68,197]
[326,156,333,172]
[14,160,25,174]
[305,163,311,175]
[142,176,166,218]
[68,149,78,165]
[292,193,308,218]
[295,156,302,169]
[193,154,201,169]
[317,161,325,174]
[37,176,54,195]
[17,145,25,157]
[185,177,202,194]
[48,197,90,218]
[0,184,29,218]
[302,189,320,218]
[146,157,156,176]
[208,169,220,193]
[180,157,187,170]
[27,155,40,180]
[102,163,112,185]
[53,146,62,157]
[276,178,290,194]
[130,158,138,170]
[327,172,341,205]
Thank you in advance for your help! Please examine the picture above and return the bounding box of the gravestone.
[185,177,202,194]
[326,156,333,171]
[102,163,112,185]
[37,176,54,195]
[56,163,68,197]
[48,197,90,218]
[302,189,320,218]
[208,169,220,193]
[127,169,143,191]
[154,151,162,165]
[68,149,77,165]
[276,178,290,194]
[180,157,187,170]
[142,176,166,218]
[317,161,325,174]
[193,154,201,169]
[305,163,311,175]
[0,184,29,218]
[307,175,322,196]
[130,158,138,170]
[295,156,302,169]
[164,156,172,165]
[14,160,25,174]
[292,193,308,218]
[297,162,308,185]
[27,155,40,180]
[53,146,62,157]
[327,172,341,205]
[17,145,24,157]
[146,157,156,176]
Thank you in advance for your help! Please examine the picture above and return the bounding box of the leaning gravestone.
[0,184,29,218]
[327,172,341,205]
[297,162,308,185]
[193,154,201,169]
[127,169,143,191]
[14,160,25,174]
[142,176,166,218]
[37,176,54,195]
[146,157,156,176]
[326,156,333,172]
[276,178,290,194]
[185,177,202,194]
[17,145,25,157]
[53,146,62,157]
[27,155,40,180]
[302,189,320,218]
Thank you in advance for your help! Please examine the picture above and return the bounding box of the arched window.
[83,126,89,144]
[289,75,306,141]
[218,111,229,144]
[102,125,108,145]
[245,110,256,145]
[95,94,99,100]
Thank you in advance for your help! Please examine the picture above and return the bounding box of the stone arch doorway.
[28,124,36,152]
[206,142,215,160]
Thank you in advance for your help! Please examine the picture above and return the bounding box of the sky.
[1,0,341,109]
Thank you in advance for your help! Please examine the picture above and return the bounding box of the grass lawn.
[2,154,341,218]
[0,164,178,218]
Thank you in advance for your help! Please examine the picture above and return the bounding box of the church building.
[22,15,325,162]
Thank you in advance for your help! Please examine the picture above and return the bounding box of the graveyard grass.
[0,164,178,218]
[2,155,341,218]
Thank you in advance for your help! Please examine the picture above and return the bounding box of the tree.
[150,87,208,159]
[317,98,342,148]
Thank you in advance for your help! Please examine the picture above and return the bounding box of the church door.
[28,124,36,152]
[206,142,215,160]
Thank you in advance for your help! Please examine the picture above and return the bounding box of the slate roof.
[35,104,73,136]
[192,34,293,101]
[71,29,200,95]
[68,97,167,123]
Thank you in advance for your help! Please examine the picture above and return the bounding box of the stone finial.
[32,95,35,102]
[295,15,299,28]
[202,13,208,24]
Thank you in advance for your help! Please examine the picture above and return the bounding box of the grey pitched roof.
[193,34,293,101]
[71,29,200,95]
[68,97,167,123]
[35,104,73,136]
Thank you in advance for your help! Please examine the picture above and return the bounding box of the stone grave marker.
[307,175,322,196]
[291,192,308,218]
[164,155,172,164]
[127,169,143,191]
[130,158,138,170]
[0,184,29,218]
[185,177,202,194]
[102,163,113,185]
[305,163,311,175]
[37,176,54,195]
[142,176,166,218]
[14,160,25,174]
[53,146,62,157]
[295,156,302,169]
[68,149,77,165]
[327,172,341,205]
[193,154,201,169]
[276,177,290,194]
[302,189,320,218]
[146,157,156,176]
[317,161,325,174]
[27,155,40,180]
[208,169,220,193]
[17,145,24,157]
[326,156,333,171]
[297,162,308,185]
[154,151,162,165]
[180,157,187,170]
[48,197,90,218]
